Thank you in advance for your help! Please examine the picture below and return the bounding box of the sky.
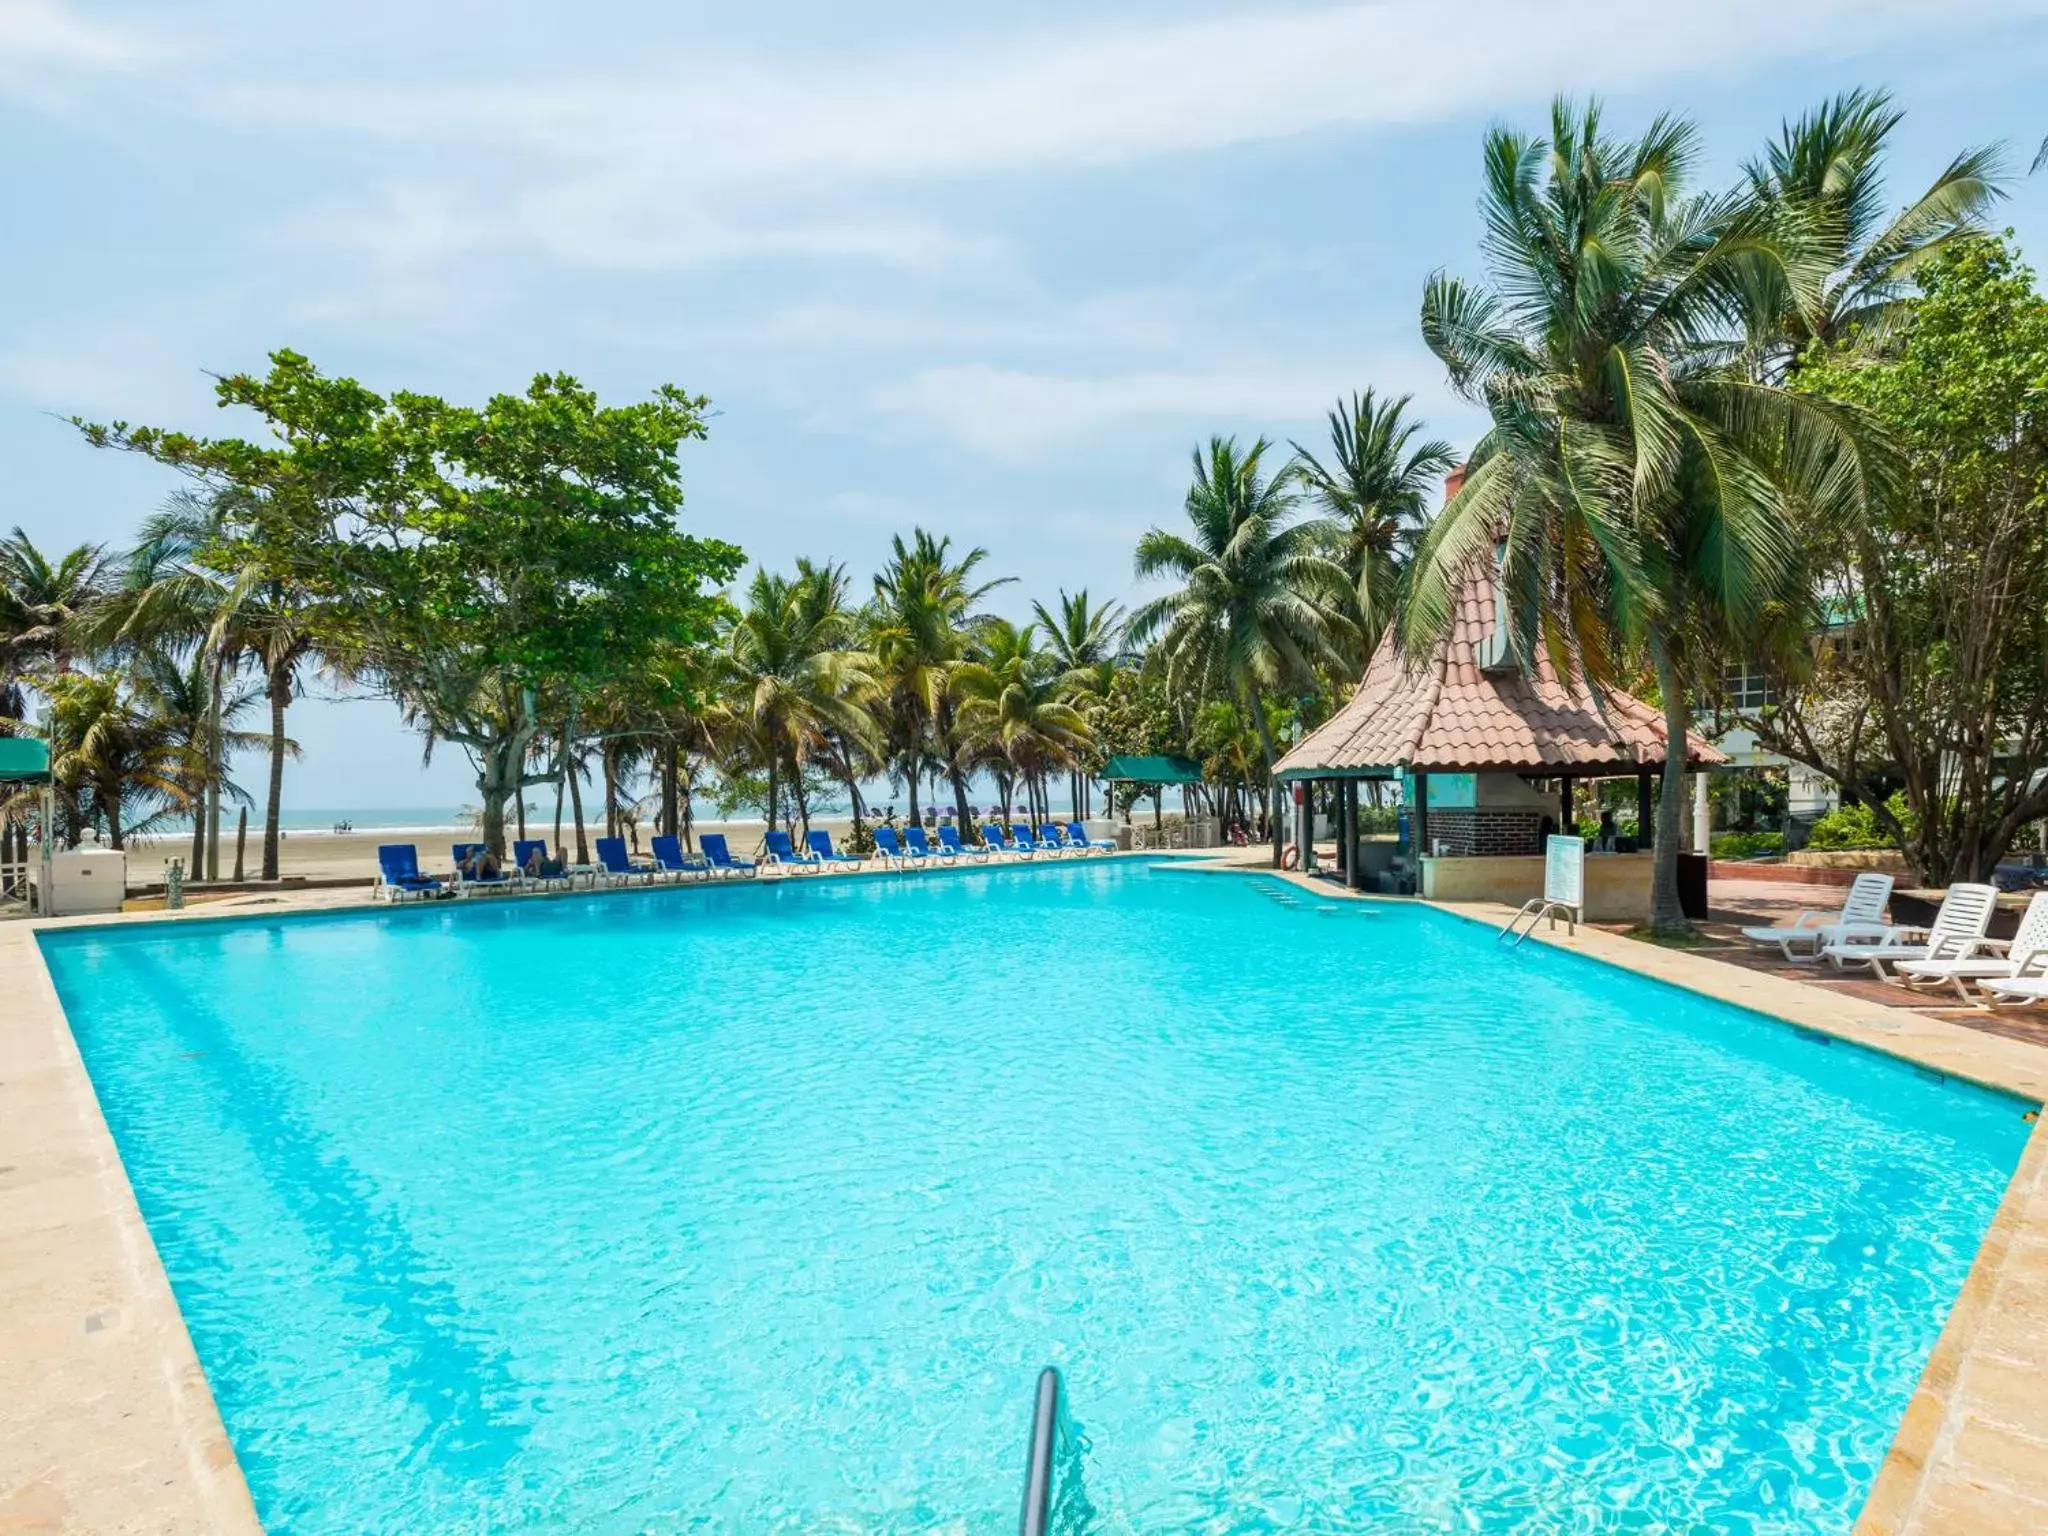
[4,0,2047,811]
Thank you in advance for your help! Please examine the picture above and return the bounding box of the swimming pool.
[41,861,2035,1533]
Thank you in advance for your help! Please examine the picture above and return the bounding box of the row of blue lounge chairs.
[374,823,1117,900]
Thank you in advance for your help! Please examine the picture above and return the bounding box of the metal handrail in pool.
[1019,1366,1062,1536]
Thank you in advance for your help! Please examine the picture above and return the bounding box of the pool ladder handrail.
[1499,895,1579,945]
[1019,1366,1062,1536]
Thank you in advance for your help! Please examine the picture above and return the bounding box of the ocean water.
[41,862,2036,1534]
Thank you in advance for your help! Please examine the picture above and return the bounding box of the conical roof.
[1275,561,1726,778]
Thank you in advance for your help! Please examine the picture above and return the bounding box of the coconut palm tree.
[0,527,112,684]
[714,560,880,838]
[1410,99,1889,930]
[1290,390,1457,653]
[1031,589,1129,816]
[954,619,1093,826]
[128,646,270,868]
[42,670,188,849]
[1745,88,2004,372]
[869,530,1010,838]
[1130,436,1353,866]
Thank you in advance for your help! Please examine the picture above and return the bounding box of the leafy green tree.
[1030,588,1128,816]
[1290,390,1456,652]
[1752,238,2048,880]
[1,528,111,687]
[43,671,187,848]
[80,351,743,855]
[1409,100,1883,930]
[1131,436,1351,865]
[127,643,270,871]
[1745,88,2005,372]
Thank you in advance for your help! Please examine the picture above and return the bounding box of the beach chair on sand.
[937,825,986,862]
[1067,820,1116,854]
[904,826,946,864]
[452,842,515,895]
[1741,872,1894,963]
[806,829,863,869]
[1821,882,1999,980]
[650,834,710,882]
[1899,890,2048,1003]
[512,839,570,892]
[593,837,657,887]
[376,844,443,902]
[1008,824,1042,858]
[980,823,1019,858]
[763,829,822,875]
[699,833,756,879]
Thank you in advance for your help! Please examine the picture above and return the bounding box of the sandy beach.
[121,817,867,885]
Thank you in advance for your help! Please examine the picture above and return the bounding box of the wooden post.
[1414,771,1430,860]
[1637,767,1653,849]
[1335,779,1348,874]
[1560,775,1573,838]
[1346,779,1364,891]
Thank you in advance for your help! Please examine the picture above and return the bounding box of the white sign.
[1544,835,1585,911]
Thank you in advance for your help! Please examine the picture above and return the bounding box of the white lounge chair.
[1741,872,1895,963]
[1821,882,2000,980]
[1900,890,2048,1002]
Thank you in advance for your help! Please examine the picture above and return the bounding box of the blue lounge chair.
[764,829,822,874]
[1067,820,1116,853]
[904,826,947,863]
[376,843,443,902]
[1008,824,1041,858]
[592,836,658,887]
[980,823,1016,858]
[512,838,570,890]
[650,834,710,882]
[1032,825,1069,857]
[806,829,863,868]
[452,842,515,894]
[871,825,914,870]
[699,833,756,878]
[935,825,986,862]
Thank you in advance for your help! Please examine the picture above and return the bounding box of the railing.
[1019,1366,1062,1536]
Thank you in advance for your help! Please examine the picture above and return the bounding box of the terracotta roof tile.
[1275,561,1726,777]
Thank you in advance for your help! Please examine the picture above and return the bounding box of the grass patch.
[1619,924,1728,950]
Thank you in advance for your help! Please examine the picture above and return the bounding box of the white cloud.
[866,356,1473,464]
[186,0,2048,285]
[0,0,146,69]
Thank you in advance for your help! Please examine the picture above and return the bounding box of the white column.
[1692,772,1712,854]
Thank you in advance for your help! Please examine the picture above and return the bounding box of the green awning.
[0,736,51,783]
[1099,754,1204,785]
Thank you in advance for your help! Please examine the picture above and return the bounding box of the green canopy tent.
[1099,754,1205,832]
[0,737,53,912]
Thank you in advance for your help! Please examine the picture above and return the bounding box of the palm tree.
[1745,88,2004,371]
[1,528,112,684]
[91,495,324,880]
[42,671,188,849]
[1031,589,1129,816]
[954,619,1093,826]
[1290,390,1456,652]
[1410,99,1887,930]
[869,530,1011,838]
[1130,437,1353,866]
[714,560,880,838]
[128,646,270,869]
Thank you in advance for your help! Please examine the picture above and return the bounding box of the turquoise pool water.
[42,862,2035,1533]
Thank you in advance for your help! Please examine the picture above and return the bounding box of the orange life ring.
[1281,844,1300,870]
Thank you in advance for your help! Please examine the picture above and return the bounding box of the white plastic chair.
[1902,891,2048,1002]
[1741,871,1894,963]
[1821,882,1999,980]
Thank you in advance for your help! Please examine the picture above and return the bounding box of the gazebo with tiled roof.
[1273,552,1724,906]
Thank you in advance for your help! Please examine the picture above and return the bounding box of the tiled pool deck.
[3,860,2045,1533]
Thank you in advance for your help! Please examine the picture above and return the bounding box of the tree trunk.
[662,741,679,838]
[262,661,289,880]
[567,757,589,863]
[793,759,812,841]
[233,805,248,882]
[1248,687,1283,867]
[205,651,224,881]
[904,755,919,826]
[1651,648,1691,932]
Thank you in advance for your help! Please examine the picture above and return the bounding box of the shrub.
[1806,792,1916,852]
[1710,831,1784,860]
